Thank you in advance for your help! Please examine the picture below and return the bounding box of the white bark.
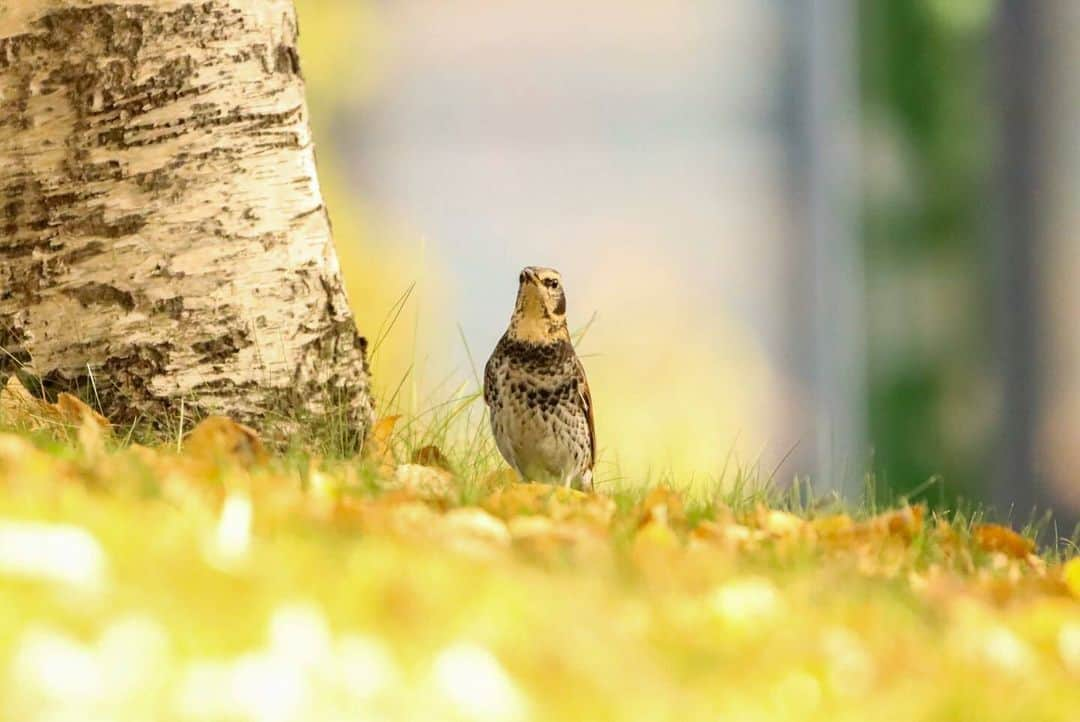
[0,0,373,439]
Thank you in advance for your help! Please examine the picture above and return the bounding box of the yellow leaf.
[636,486,686,530]
[632,516,682,568]
[1060,557,1080,599]
[864,506,924,541]
[391,463,456,501]
[479,468,519,491]
[812,514,855,541]
[483,483,614,528]
[411,444,453,472]
[53,393,111,457]
[692,520,763,550]
[442,508,511,547]
[0,376,50,429]
[0,433,51,476]
[307,465,341,502]
[183,416,267,467]
[1,379,112,449]
[76,413,106,459]
[973,524,1035,559]
[363,414,400,476]
[635,519,680,549]
[758,508,806,537]
[506,515,606,563]
[386,501,441,537]
[54,393,109,429]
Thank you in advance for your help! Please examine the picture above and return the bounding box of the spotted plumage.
[484,266,596,491]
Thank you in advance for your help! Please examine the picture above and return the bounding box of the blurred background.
[294,0,1078,524]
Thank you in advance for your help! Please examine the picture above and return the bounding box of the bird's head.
[508,266,570,343]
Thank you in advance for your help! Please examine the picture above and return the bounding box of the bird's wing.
[574,355,596,469]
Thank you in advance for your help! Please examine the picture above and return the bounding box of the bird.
[484,266,596,491]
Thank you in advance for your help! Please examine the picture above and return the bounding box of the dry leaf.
[483,483,615,528]
[306,463,342,506]
[411,444,452,472]
[442,508,511,547]
[974,524,1036,559]
[1,378,112,451]
[508,515,607,563]
[756,508,806,537]
[184,416,267,467]
[864,506,924,541]
[391,463,456,501]
[636,486,686,530]
[509,515,586,545]
[1063,557,1080,599]
[0,433,48,472]
[385,501,442,538]
[692,520,763,550]
[479,468,520,490]
[364,415,400,477]
[76,413,106,459]
[632,517,682,566]
[812,514,856,541]
[0,376,50,429]
[54,393,109,429]
[54,393,111,457]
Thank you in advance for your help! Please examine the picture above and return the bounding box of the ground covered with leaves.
[1,381,1079,722]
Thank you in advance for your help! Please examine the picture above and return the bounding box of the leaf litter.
[0,401,1076,722]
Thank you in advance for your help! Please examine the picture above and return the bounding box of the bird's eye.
[543,278,559,289]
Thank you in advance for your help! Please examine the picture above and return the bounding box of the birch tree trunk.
[0,0,373,440]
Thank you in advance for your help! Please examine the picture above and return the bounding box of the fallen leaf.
[442,508,511,547]
[632,517,682,567]
[385,501,442,538]
[411,444,453,472]
[812,514,856,541]
[54,393,109,429]
[636,486,686,530]
[1065,558,1080,599]
[483,483,615,528]
[0,376,51,429]
[479,468,520,491]
[53,393,111,457]
[307,465,341,503]
[755,508,806,537]
[692,520,763,550]
[364,415,400,477]
[863,506,924,542]
[973,524,1035,560]
[0,433,53,478]
[508,515,607,563]
[637,518,681,547]
[184,416,267,467]
[1,378,112,450]
[391,463,456,501]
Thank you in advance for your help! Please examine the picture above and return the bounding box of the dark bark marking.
[275,44,301,75]
[292,204,323,222]
[151,296,184,319]
[0,315,30,368]
[192,328,252,362]
[63,282,136,311]
[58,241,106,266]
[39,341,178,421]
[73,210,147,239]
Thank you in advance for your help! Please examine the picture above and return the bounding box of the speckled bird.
[484,266,596,491]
